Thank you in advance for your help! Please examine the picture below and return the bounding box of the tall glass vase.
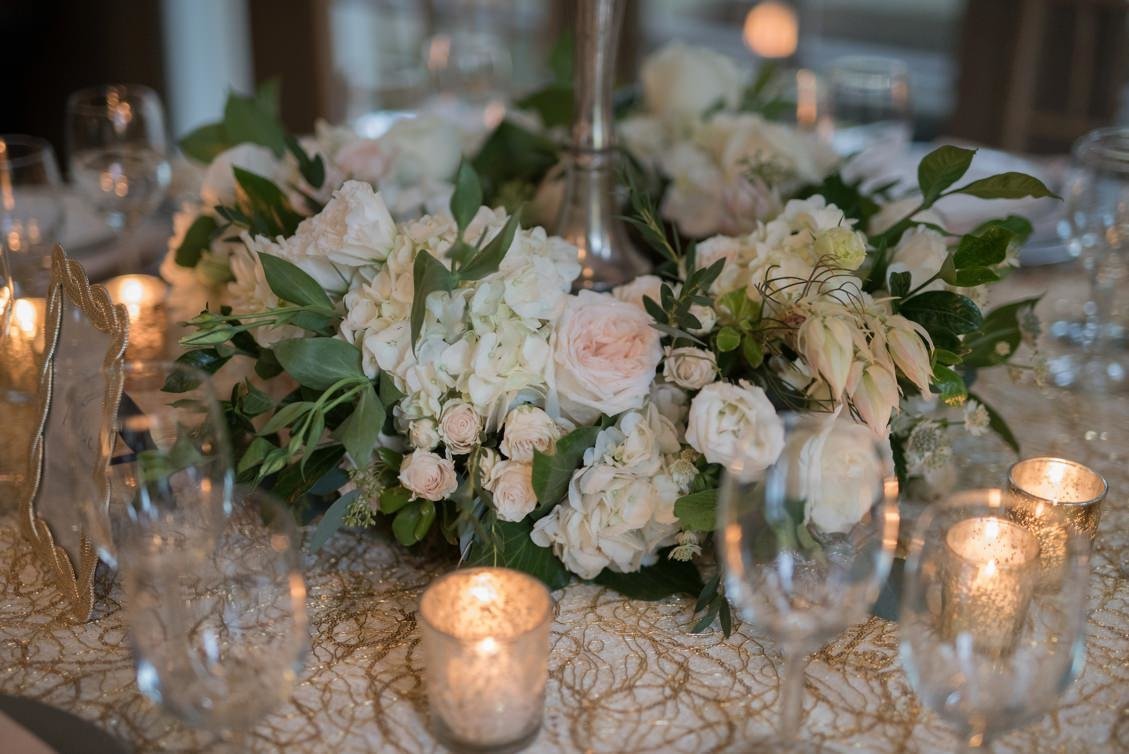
[554,0,650,290]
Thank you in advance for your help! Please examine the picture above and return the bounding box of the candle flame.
[982,559,997,578]
[14,298,38,337]
[476,637,499,655]
[468,573,498,604]
[984,518,1000,540]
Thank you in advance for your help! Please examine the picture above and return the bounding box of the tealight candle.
[942,515,1039,655]
[1,297,46,389]
[419,567,552,751]
[104,274,169,360]
[1008,457,1107,543]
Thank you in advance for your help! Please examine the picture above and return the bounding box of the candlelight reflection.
[743,1,798,60]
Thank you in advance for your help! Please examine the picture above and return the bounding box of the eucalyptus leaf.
[917,145,976,205]
[258,252,333,310]
[274,338,364,390]
[309,490,358,553]
[335,382,384,464]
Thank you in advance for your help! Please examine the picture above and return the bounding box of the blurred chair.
[951,0,1128,153]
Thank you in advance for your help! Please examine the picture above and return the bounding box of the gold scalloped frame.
[19,245,129,622]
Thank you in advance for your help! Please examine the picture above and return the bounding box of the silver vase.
[554,0,651,291]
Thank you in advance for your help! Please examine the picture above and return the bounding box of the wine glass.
[0,135,65,296]
[718,412,900,748]
[65,84,171,272]
[899,489,1090,752]
[1049,127,1129,391]
[120,486,308,747]
[66,359,233,568]
[826,56,912,177]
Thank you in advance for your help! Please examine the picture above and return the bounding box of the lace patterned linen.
[1,268,1127,753]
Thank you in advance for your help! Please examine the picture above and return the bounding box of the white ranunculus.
[886,226,948,292]
[439,400,482,455]
[408,418,441,451]
[298,180,397,267]
[785,417,886,535]
[500,405,561,462]
[381,114,462,184]
[662,346,717,390]
[550,291,663,421]
[201,143,287,208]
[398,450,458,502]
[488,460,538,523]
[611,274,664,311]
[641,42,747,127]
[685,381,784,475]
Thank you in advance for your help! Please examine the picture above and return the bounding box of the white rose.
[784,417,886,535]
[408,418,440,451]
[399,450,458,502]
[380,114,461,183]
[333,136,390,183]
[886,226,948,292]
[438,400,482,455]
[641,42,747,127]
[662,347,717,391]
[200,143,286,208]
[550,291,663,421]
[611,274,664,310]
[500,405,561,462]
[685,381,785,475]
[689,304,717,335]
[299,180,397,266]
[488,461,538,523]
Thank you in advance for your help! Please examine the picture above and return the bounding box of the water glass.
[122,487,308,744]
[826,56,912,169]
[1053,127,1129,391]
[65,85,171,271]
[900,489,1090,752]
[718,413,899,748]
[67,360,233,568]
[0,135,64,296]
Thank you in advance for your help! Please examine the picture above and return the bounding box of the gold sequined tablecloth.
[1,268,1127,754]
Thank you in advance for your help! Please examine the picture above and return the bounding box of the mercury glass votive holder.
[942,516,1040,656]
[1008,457,1107,543]
[419,567,552,752]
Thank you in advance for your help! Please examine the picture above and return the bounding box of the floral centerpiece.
[166,56,1053,631]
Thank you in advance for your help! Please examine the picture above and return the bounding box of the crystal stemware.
[0,135,64,296]
[120,487,308,747]
[65,84,171,272]
[66,359,233,568]
[826,56,912,175]
[899,488,1090,752]
[718,412,899,748]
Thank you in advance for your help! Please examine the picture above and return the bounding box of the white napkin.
[0,710,57,754]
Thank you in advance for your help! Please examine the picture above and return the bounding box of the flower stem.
[778,649,807,742]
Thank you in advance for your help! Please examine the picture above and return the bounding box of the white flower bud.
[662,346,718,391]
[408,419,441,451]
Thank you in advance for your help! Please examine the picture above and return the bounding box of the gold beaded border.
[19,245,129,622]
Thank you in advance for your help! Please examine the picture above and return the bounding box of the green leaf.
[951,172,1059,201]
[174,215,218,268]
[592,556,704,600]
[953,225,1013,269]
[962,296,1040,368]
[392,501,433,546]
[410,252,457,351]
[465,519,570,591]
[450,162,484,234]
[259,400,315,435]
[715,326,741,353]
[515,84,573,129]
[674,489,718,532]
[167,348,230,391]
[255,78,282,116]
[931,364,967,406]
[237,436,275,475]
[232,167,303,236]
[900,291,983,339]
[335,382,384,464]
[380,485,412,514]
[741,334,764,369]
[967,391,1020,453]
[258,252,332,310]
[547,30,573,84]
[931,348,963,366]
[272,444,346,502]
[255,348,284,379]
[944,266,1000,287]
[285,134,326,189]
[309,490,358,553]
[274,338,364,390]
[471,121,559,202]
[971,215,1034,244]
[917,145,976,205]
[240,381,274,416]
[458,212,522,281]
[530,426,601,513]
[378,372,404,407]
[224,92,286,154]
[178,123,229,163]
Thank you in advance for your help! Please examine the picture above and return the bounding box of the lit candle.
[419,567,552,751]
[943,516,1039,655]
[1008,457,1106,543]
[1,297,46,390]
[104,274,168,360]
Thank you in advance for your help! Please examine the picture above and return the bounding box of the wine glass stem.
[778,650,806,741]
